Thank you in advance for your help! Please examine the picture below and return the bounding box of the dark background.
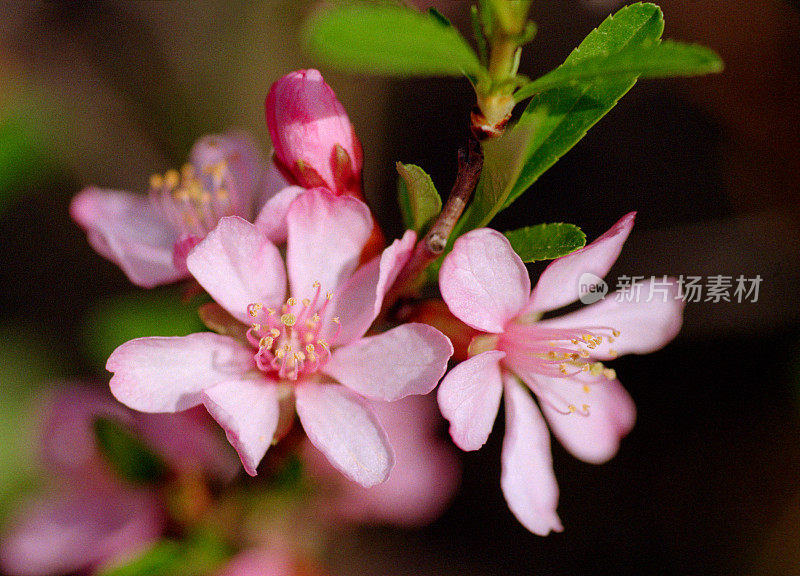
[1,1,799,574]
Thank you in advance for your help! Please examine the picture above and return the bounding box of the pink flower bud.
[265,69,363,196]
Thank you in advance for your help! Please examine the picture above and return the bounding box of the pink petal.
[295,382,393,487]
[254,186,306,244]
[70,187,184,287]
[437,351,505,451]
[535,374,636,464]
[40,387,130,475]
[189,131,264,212]
[107,333,254,413]
[501,375,563,536]
[321,230,416,345]
[304,395,461,527]
[527,212,636,313]
[202,378,280,476]
[0,485,163,576]
[186,216,286,323]
[537,278,685,359]
[215,548,295,576]
[285,188,372,296]
[323,323,453,401]
[440,228,530,333]
[135,408,240,483]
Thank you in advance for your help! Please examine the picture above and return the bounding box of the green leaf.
[301,3,482,77]
[503,3,665,209]
[454,3,666,236]
[396,162,442,233]
[81,287,205,370]
[504,223,586,262]
[93,417,168,485]
[514,40,723,102]
[98,531,230,576]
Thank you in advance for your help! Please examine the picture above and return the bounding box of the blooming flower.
[0,386,237,576]
[303,395,461,527]
[107,188,453,487]
[265,69,363,197]
[71,132,266,287]
[437,213,684,534]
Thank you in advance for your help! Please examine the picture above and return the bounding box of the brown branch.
[381,137,484,313]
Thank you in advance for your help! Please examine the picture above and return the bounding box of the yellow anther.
[581,364,590,372]
[612,329,621,337]
[569,353,580,360]
[305,344,316,353]
[281,313,296,327]
[318,340,329,349]
[164,169,180,188]
[604,368,617,380]
[608,348,618,358]
[313,281,321,288]
[582,404,590,413]
[582,334,593,342]
[547,351,559,360]
[579,349,590,358]
[326,292,333,301]
[571,339,579,345]
[270,328,280,338]
[249,304,262,317]
[568,404,577,413]
[559,363,569,374]
[590,362,604,376]
[275,348,286,360]
[608,337,615,344]
[286,297,297,307]
[311,313,320,323]
[582,384,591,393]
[332,316,340,324]
[149,173,164,189]
[302,298,311,307]
[294,351,306,362]
[251,323,261,331]
[259,336,274,349]
[266,308,276,316]
[283,343,291,351]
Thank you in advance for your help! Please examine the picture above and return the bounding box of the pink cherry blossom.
[107,188,453,487]
[303,394,461,527]
[0,386,237,576]
[265,69,363,197]
[437,213,684,534]
[71,132,268,288]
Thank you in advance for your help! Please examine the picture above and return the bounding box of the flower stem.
[382,137,484,313]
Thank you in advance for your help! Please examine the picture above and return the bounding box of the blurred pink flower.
[265,70,362,198]
[0,386,237,576]
[437,213,684,534]
[71,132,267,288]
[108,188,453,487]
[303,394,461,527]
[214,547,327,576]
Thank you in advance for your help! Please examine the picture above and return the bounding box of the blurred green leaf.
[302,3,482,77]
[514,40,723,102]
[81,288,206,370]
[504,223,586,262]
[0,103,63,214]
[0,325,70,519]
[98,530,230,576]
[93,417,168,485]
[396,162,441,233]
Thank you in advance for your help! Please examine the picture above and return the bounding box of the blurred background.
[1,0,799,574]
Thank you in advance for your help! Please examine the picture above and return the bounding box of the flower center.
[245,282,341,381]
[501,323,622,381]
[149,161,243,238]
